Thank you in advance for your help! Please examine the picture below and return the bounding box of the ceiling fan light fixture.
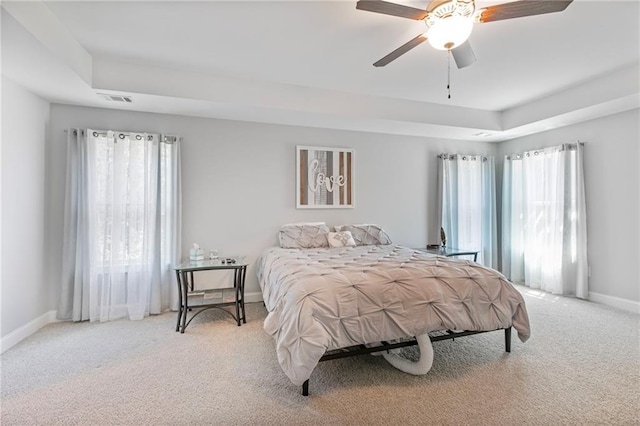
[427,16,473,50]
[424,0,475,50]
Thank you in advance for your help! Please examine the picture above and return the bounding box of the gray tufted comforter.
[257,244,530,386]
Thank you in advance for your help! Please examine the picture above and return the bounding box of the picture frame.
[296,145,354,209]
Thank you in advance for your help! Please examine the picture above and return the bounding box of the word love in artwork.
[308,159,345,193]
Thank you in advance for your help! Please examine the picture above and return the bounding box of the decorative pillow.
[327,231,357,248]
[279,223,330,249]
[333,224,392,246]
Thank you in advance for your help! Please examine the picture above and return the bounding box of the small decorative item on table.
[189,244,204,264]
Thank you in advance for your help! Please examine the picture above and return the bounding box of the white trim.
[2,2,93,85]
[244,291,263,304]
[589,292,640,314]
[1,310,60,354]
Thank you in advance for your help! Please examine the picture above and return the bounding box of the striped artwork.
[296,146,354,209]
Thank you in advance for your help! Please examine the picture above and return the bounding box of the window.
[438,154,497,267]
[501,143,588,297]
[59,129,182,322]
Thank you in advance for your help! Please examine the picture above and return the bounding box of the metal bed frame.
[301,327,511,396]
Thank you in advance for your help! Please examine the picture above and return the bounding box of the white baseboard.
[244,291,264,304]
[1,310,59,354]
[589,292,640,314]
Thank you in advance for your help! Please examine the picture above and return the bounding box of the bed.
[257,224,530,395]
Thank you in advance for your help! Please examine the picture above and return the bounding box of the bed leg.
[505,327,512,353]
[302,380,309,396]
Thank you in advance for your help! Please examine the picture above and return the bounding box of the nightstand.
[415,246,479,262]
[174,258,248,333]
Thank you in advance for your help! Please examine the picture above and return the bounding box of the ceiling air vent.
[98,93,133,103]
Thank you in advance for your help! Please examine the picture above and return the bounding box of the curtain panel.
[58,129,182,322]
[436,154,497,268]
[501,143,588,298]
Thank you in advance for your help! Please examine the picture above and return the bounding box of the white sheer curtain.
[59,129,182,322]
[437,154,497,267]
[501,143,588,298]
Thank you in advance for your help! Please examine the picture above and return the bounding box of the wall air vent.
[98,93,133,103]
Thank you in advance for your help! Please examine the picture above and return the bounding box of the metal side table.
[174,259,248,333]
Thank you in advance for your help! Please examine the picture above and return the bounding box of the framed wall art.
[296,146,354,209]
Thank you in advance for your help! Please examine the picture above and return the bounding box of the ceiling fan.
[357,0,574,69]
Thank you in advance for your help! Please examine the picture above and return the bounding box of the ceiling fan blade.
[451,40,477,69]
[479,0,573,23]
[373,33,427,67]
[356,0,427,20]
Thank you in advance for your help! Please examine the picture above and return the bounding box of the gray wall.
[1,78,52,336]
[48,104,496,301]
[5,99,636,340]
[497,109,640,303]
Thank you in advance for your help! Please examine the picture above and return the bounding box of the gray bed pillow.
[279,223,330,249]
[334,224,392,246]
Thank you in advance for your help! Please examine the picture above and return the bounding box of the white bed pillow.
[333,224,392,246]
[279,223,330,249]
[327,231,357,248]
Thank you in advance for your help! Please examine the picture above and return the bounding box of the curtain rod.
[64,129,179,143]
[438,153,489,162]
[505,141,584,160]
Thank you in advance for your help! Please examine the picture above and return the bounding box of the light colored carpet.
[1,286,639,425]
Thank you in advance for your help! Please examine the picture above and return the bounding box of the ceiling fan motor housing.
[425,0,476,50]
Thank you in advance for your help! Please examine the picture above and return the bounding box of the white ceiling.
[2,0,639,141]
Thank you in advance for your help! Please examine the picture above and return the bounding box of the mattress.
[257,244,530,386]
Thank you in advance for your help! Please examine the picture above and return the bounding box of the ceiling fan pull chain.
[447,52,451,99]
